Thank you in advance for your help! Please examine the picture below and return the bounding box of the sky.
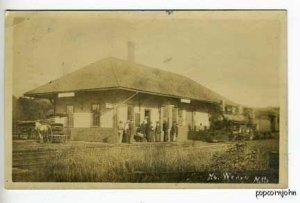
[8,11,286,107]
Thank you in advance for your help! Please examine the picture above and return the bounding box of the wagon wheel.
[34,130,41,143]
[16,129,21,140]
[28,128,36,140]
[49,134,53,143]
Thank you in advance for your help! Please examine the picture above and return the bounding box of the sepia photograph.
[4,10,287,189]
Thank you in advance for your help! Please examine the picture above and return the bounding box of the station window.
[66,105,74,128]
[91,104,100,127]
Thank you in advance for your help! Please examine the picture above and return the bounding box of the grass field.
[12,139,279,183]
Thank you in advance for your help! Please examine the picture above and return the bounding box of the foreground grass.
[43,144,224,182]
[13,139,279,183]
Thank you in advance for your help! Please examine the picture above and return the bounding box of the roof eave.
[24,86,220,105]
[24,92,55,98]
[118,87,220,105]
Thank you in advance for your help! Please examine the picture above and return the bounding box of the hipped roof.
[25,57,236,105]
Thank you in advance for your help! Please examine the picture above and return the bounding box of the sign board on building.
[180,98,191,104]
[105,103,114,109]
[58,92,75,98]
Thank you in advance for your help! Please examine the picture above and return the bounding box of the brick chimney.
[127,41,135,63]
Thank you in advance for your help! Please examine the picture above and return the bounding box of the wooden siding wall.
[69,128,115,143]
[55,90,215,142]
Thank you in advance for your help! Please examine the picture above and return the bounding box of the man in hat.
[128,119,135,144]
[163,120,169,142]
[170,121,178,142]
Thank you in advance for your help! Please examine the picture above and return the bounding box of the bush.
[210,142,258,172]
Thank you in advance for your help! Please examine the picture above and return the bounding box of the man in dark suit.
[170,121,178,142]
[155,121,162,142]
[128,119,135,144]
[163,120,169,142]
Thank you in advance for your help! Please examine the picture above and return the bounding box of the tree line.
[12,96,53,131]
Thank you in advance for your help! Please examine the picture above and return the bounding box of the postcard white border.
[1,1,300,203]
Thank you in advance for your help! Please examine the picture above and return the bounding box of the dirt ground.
[12,139,232,152]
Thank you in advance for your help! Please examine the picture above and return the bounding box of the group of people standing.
[117,120,135,143]
[117,119,178,143]
[163,120,178,142]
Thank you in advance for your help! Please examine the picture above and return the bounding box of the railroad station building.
[24,45,256,143]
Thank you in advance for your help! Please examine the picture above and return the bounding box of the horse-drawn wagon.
[16,120,68,143]
[16,121,36,139]
[50,123,68,143]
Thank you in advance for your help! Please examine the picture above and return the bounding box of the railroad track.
[13,150,59,169]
